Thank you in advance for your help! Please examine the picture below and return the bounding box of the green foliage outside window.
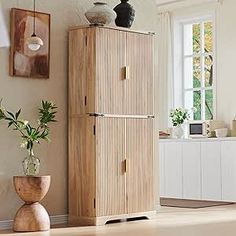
[192,21,213,120]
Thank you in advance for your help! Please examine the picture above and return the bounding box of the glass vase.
[22,150,40,176]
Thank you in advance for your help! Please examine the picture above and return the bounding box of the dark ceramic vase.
[113,0,135,28]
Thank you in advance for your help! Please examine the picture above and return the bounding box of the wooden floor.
[2,204,236,236]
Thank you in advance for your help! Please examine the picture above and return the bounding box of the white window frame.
[172,11,216,120]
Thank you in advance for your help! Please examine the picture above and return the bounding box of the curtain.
[0,3,10,48]
[157,12,173,131]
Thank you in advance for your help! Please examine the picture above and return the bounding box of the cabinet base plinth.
[69,211,157,226]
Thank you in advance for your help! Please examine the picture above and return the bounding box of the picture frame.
[10,8,50,79]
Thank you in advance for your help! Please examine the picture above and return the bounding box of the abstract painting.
[10,8,50,79]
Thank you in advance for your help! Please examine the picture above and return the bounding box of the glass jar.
[22,150,40,176]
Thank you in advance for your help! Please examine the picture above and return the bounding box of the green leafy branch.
[0,99,57,154]
[170,108,191,127]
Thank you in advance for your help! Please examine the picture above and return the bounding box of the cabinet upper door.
[125,33,154,115]
[95,117,126,216]
[69,29,88,116]
[126,119,155,213]
[94,28,126,115]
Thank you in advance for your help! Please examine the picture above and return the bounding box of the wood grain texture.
[95,117,126,216]
[69,25,155,36]
[125,33,154,115]
[68,117,96,221]
[69,211,156,226]
[13,203,50,232]
[13,176,50,232]
[13,176,51,203]
[126,119,155,213]
[95,28,126,114]
[86,28,96,114]
[68,26,156,225]
[68,29,87,116]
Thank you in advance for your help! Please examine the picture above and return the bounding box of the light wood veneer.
[68,25,156,226]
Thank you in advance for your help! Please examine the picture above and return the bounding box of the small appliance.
[188,120,225,138]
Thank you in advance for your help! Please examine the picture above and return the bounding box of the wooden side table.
[13,176,51,232]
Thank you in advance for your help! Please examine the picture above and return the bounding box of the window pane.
[184,57,201,89]
[204,21,213,53]
[184,91,194,118]
[204,55,213,87]
[184,90,201,120]
[193,91,201,120]
[193,57,201,88]
[184,24,193,55]
[193,23,201,54]
[205,90,213,120]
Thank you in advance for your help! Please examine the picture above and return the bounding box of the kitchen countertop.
[159,137,236,142]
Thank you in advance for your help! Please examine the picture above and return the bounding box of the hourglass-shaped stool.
[13,176,51,232]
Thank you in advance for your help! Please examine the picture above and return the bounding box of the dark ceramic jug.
[113,0,135,28]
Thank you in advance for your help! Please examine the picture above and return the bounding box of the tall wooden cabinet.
[68,25,156,226]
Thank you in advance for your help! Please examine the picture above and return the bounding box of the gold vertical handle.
[124,66,130,80]
[124,159,128,173]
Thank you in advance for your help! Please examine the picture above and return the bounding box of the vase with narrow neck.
[22,149,40,176]
[113,0,135,28]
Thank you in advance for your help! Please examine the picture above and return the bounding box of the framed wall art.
[10,8,50,79]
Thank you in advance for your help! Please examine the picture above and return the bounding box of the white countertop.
[159,136,236,142]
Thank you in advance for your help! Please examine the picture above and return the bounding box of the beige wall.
[0,0,158,221]
[216,0,236,128]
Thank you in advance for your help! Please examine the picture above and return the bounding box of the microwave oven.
[188,120,224,138]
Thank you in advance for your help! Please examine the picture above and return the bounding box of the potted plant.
[0,99,57,176]
[169,107,195,138]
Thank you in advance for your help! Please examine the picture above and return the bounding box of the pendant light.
[27,0,43,51]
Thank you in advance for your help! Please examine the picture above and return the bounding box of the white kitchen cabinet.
[182,142,201,200]
[159,138,236,202]
[221,141,236,201]
[159,143,165,196]
[201,141,221,200]
[164,142,182,198]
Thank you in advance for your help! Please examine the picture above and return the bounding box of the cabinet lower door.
[163,142,182,198]
[201,142,221,200]
[182,142,201,200]
[96,118,126,216]
[126,119,155,213]
[221,141,236,201]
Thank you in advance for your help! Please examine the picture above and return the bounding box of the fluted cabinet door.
[95,28,126,115]
[125,33,154,115]
[96,117,126,216]
[68,117,96,219]
[126,119,155,213]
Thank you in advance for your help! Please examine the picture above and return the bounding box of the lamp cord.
[33,0,36,36]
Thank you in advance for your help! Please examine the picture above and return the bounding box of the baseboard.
[0,214,68,230]
[156,204,161,211]
[50,215,68,225]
